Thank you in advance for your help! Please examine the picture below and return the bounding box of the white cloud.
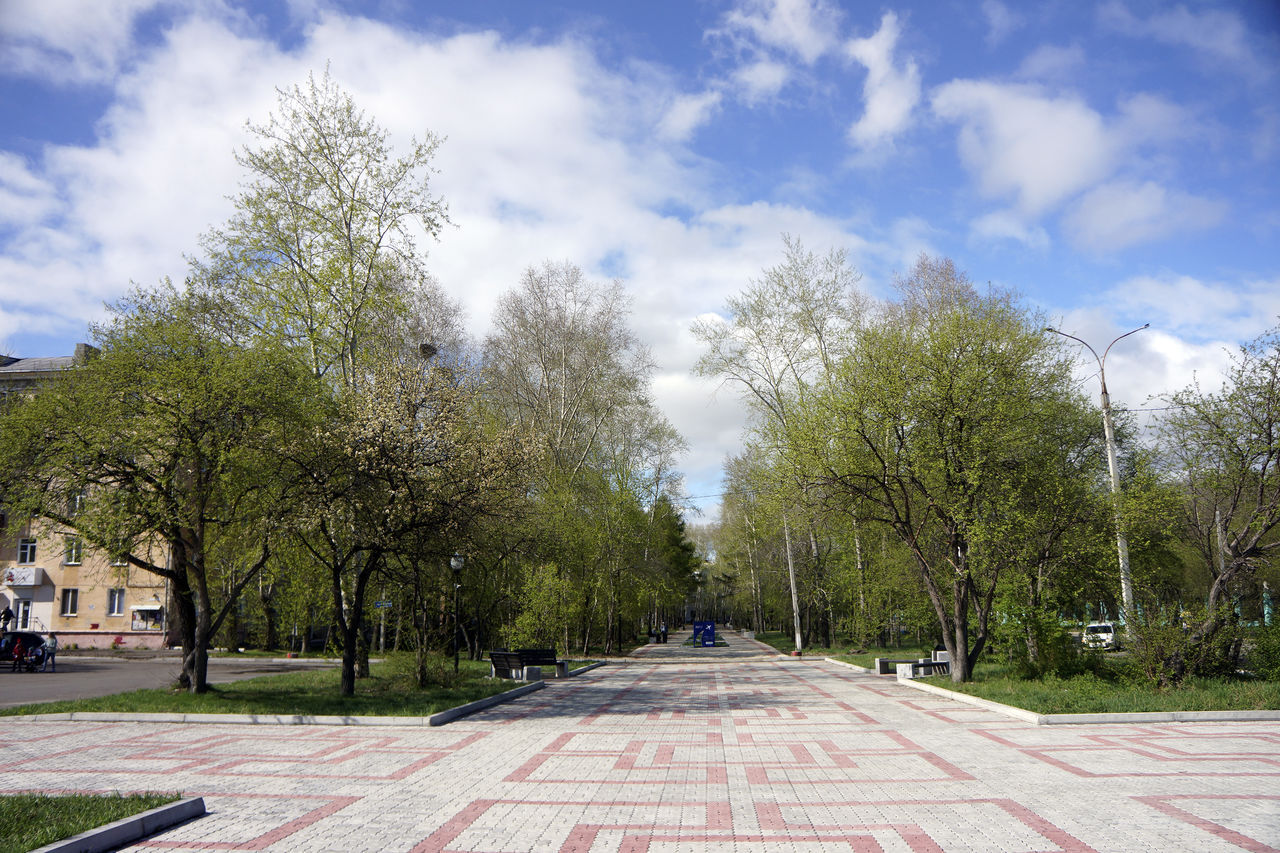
[0,0,170,83]
[1098,1,1268,80]
[1104,273,1280,343]
[1063,181,1226,253]
[1016,44,1085,80]
[931,81,1115,216]
[844,11,921,151]
[981,0,1021,46]
[732,59,791,104]
[720,0,841,65]
[657,91,723,142]
[970,209,1050,249]
[0,152,58,226]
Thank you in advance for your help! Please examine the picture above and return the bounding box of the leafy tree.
[1152,323,1280,681]
[195,69,449,389]
[789,256,1085,681]
[0,286,313,692]
[693,236,865,651]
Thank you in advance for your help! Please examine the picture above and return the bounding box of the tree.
[0,285,312,692]
[290,360,531,696]
[1154,323,1280,681]
[693,235,865,652]
[195,69,448,389]
[789,256,1087,681]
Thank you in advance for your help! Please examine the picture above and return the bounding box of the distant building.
[0,345,168,649]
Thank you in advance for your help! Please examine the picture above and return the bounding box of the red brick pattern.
[1,653,1277,851]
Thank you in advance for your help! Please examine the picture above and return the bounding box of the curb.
[568,661,607,676]
[31,796,205,853]
[427,681,545,726]
[893,670,1280,725]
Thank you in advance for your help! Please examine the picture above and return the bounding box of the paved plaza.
[2,633,1278,851]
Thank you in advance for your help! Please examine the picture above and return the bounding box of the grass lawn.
[919,668,1280,714]
[0,792,179,853]
[0,655,574,718]
[755,631,933,666]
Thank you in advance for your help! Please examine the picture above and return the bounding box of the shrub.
[1250,620,1280,681]
[1128,607,1241,688]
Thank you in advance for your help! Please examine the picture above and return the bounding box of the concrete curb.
[427,681,545,726]
[893,672,1280,725]
[824,657,873,673]
[568,661,607,676]
[31,796,205,853]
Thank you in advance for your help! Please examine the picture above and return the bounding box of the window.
[66,491,85,516]
[64,536,83,565]
[107,588,125,616]
[17,539,36,564]
[60,588,78,617]
[110,553,128,567]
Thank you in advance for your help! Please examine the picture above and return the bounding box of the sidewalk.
[1,635,1276,851]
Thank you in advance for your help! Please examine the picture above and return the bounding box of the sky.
[2,0,1279,521]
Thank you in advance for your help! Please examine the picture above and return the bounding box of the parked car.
[1082,621,1118,650]
[0,631,47,669]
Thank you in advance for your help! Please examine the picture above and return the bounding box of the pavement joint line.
[827,658,1280,725]
[28,796,205,853]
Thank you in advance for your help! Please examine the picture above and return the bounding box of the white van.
[1082,622,1118,650]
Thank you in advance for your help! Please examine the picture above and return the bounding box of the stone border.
[31,796,205,853]
[824,657,1280,725]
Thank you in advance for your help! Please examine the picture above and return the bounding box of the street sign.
[693,620,716,647]
[373,600,393,608]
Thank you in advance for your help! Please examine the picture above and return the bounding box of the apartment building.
[0,347,169,649]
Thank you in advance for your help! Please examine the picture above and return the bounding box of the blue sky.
[2,0,1278,518]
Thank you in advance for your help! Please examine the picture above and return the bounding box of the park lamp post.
[450,553,464,674]
[1044,323,1149,629]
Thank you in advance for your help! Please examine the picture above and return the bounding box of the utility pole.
[1045,323,1148,627]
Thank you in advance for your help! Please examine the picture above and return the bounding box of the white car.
[1082,622,1118,650]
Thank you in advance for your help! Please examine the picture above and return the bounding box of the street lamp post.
[450,553,464,674]
[1045,323,1148,626]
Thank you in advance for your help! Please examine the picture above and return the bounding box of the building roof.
[0,356,77,375]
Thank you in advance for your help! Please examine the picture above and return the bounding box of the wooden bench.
[516,648,569,679]
[487,648,570,680]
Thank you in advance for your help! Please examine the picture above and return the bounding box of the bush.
[1250,621,1280,680]
[990,610,1102,679]
[1128,608,1241,688]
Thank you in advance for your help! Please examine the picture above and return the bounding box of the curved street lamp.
[1045,323,1149,627]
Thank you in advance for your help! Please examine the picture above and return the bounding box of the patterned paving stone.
[0,637,1277,851]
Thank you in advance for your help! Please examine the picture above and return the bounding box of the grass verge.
[0,655,540,718]
[0,792,179,853]
[754,631,933,666]
[919,670,1280,714]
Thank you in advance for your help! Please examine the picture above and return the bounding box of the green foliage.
[1250,620,1280,680]
[1128,607,1242,688]
[507,562,575,649]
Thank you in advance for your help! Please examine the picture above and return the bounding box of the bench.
[487,649,569,680]
[894,659,952,679]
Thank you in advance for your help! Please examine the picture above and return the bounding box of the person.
[0,606,12,632]
[42,633,57,673]
[10,636,23,672]
[660,622,668,644]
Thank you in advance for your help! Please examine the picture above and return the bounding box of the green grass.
[0,792,179,853]
[920,669,1280,714]
[0,655,542,718]
[755,631,933,665]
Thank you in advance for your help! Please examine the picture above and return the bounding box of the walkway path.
[1,634,1277,851]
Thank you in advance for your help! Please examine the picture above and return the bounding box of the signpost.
[693,621,716,647]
